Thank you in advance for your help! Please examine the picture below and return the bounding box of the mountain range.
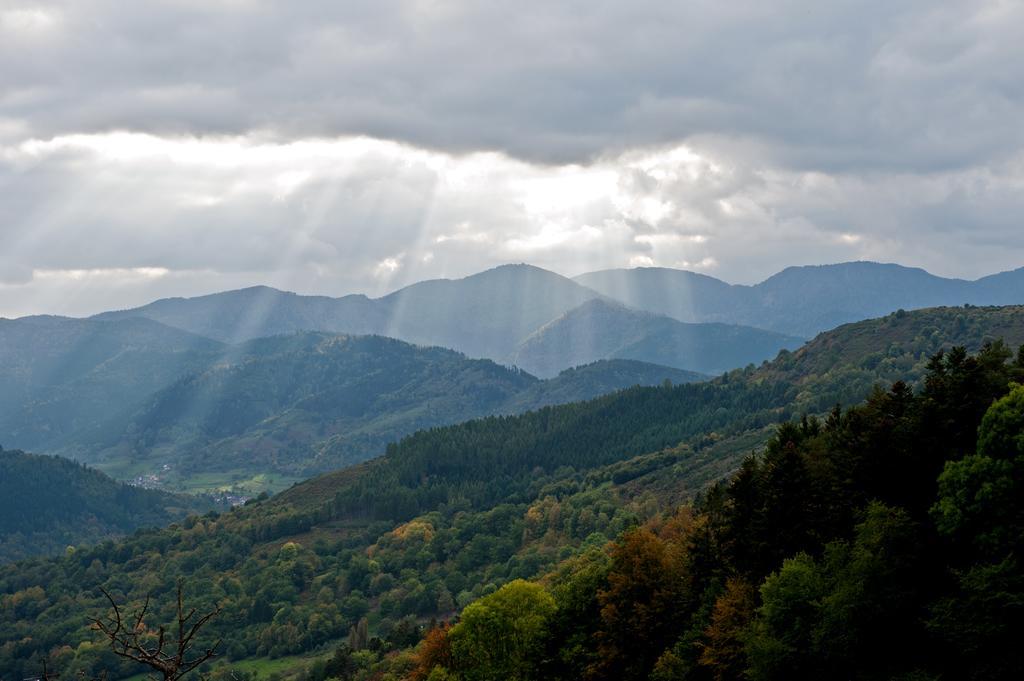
[575,261,1024,337]
[89,260,1024,361]
[4,260,1023,494]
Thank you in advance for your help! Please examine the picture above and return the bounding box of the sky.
[2,0,1024,318]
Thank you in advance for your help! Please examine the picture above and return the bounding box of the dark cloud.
[2,1,1022,169]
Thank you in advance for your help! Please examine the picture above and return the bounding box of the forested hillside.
[0,448,209,563]
[55,334,701,490]
[503,359,706,412]
[2,306,1023,679]
[407,344,1024,680]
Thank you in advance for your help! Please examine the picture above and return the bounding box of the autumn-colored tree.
[408,622,453,681]
[590,527,688,680]
[698,577,757,680]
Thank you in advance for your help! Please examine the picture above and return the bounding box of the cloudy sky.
[2,0,1023,317]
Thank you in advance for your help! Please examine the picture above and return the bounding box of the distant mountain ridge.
[86,261,1024,358]
[509,298,803,378]
[92,265,597,358]
[575,261,1024,337]
[89,263,796,375]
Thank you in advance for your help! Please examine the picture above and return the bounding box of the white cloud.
[3,129,1024,317]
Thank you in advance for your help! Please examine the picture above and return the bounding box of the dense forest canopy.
[407,342,1024,681]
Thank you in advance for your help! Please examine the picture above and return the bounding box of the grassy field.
[92,455,305,497]
[175,470,306,496]
[214,649,331,679]
[116,647,335,680]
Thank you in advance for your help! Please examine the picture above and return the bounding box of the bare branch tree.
[90,581,221,681]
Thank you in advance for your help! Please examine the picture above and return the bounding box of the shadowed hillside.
[509,299,802,377]
[54,334,703,488]
[0,316,225,450]
[0,447,209,563]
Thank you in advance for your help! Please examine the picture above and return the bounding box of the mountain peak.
[462,263,576,283]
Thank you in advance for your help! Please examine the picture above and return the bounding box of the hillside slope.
[0,447,208,563]
[59,334,703,488]
[504,359,706,412]
[509,299,802,377]
[0,316,225,450]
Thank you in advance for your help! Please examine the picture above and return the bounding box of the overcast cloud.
[2,0,1023,317]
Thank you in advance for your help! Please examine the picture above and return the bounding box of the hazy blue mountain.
[508,299,803,378]
[94,285,385,344]
[91,261,1024,360]
[0,316,225,450]
[377,264,602,358]
[575,261,1024,337]
[0,447,207,563]
[572,267,743,323]
[971,266,1024,304]
[92,265,601,361]
[749,262,968,336]
[59,333,704,487]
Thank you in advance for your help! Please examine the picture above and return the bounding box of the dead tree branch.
[90,581,220,681]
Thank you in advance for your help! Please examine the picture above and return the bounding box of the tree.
[929,384,1024,679]
[746,504,926,680]
[698,577,757,680]
[409,623,454,681]
[91,582,221,681]
[591,527,688,680]
[541,548,611,681]
[449,579,556,681]
[932,382,1024,559]
[347,617,369,651]
[745,553,826,681]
